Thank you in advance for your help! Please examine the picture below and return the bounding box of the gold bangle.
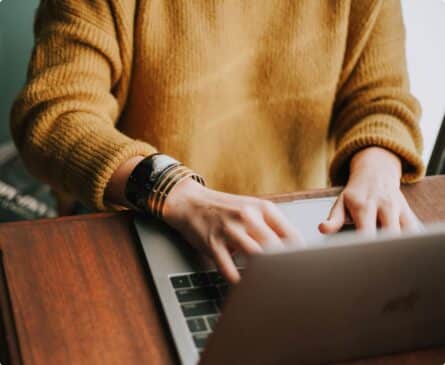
[158,170,206,218]
[146,164,206,217]
[157,170,194,218]
[153,167,192,217]
[148,165,189,215]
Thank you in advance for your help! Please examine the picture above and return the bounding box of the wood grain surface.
[0,176,444,365]
[0,214,177,365]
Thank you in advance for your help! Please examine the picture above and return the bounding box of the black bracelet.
[125,154,180,213]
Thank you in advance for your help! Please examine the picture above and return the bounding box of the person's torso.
[119,0,354,194]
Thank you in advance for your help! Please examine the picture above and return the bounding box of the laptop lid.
[200,224,445,365]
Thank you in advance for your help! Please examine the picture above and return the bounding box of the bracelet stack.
[125,154,205,218]
[148,164,205,218]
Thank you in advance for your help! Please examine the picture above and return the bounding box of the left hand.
[319,146,420,235]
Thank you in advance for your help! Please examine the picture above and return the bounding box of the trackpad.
[277,197,336,244]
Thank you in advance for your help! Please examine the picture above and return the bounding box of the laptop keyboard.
[170,270,242,352]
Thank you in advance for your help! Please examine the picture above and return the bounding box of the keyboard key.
[208,271,226,285]
[176,286,219,303]
[170,275,192,289]
[190,273,210,287]
[181,301,218,317]
[187,318,208,333]
[193,333,210,349]
[206,315,219,330]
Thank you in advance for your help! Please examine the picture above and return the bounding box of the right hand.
[162,178,303,283]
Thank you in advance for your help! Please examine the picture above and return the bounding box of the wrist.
[163,177,207,225]
[350,147,402,183]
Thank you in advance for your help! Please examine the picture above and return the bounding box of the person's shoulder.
[346,0,403,42]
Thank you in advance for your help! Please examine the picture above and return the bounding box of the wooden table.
[0,176,444,365]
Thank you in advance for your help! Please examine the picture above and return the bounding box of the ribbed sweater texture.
[11,0,424,210]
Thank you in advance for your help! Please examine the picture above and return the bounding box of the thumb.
[319,195,345,234]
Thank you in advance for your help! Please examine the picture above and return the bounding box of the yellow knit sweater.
[11,0,424,211]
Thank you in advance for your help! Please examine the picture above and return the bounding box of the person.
[11,0,424,283]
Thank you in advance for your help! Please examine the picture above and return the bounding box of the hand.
[163,178,303,283]
[319,147,420,235]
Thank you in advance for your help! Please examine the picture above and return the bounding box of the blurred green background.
[0,0,39,142]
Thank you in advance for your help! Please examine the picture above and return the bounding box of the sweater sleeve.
[329,0,424,186]
[10,0,156,211]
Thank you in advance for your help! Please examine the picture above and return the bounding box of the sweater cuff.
[58,119,157,211]
[329,115,425,186]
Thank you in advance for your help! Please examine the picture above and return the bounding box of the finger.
[255,226,284,250]
[225,226,263,255]
[319,194,345,234]
[261,202,304,245]
[378,204,401,233]
[349,201,377,234]
[212,244,240,284]
[400,206,422,232]
[247,220,284,251]
[397,194,422,231]
[241,208,284,250]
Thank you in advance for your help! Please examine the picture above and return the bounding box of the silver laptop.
[134,197,445,365]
